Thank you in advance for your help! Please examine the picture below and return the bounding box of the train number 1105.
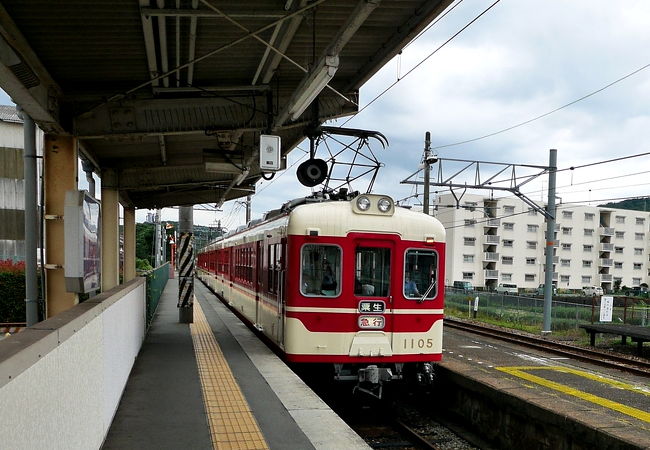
[403,338,434,349]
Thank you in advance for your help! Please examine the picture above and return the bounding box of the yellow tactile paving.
[190,300,270,450]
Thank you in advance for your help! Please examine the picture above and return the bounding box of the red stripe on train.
[286,311,443,332]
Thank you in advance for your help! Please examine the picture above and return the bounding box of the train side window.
[404,249,438,300]
[355,247,390,297]
[300,244,341,297]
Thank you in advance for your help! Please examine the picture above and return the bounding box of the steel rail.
[444,317,649,378]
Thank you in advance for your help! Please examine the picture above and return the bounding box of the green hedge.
[0,260,26,323]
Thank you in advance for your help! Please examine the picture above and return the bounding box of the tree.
[136,222,155,263]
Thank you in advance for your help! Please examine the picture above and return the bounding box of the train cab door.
[353,239,395,354]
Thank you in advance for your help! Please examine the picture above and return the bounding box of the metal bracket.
[44,214,63,220]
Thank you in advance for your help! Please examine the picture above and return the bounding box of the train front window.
[354,247,390,297]
[404,249,438,300]
[300,244,341,297]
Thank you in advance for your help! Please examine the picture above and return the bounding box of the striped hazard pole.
[177,231,194,313]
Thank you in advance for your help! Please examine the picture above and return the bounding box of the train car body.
[197,193,445,396]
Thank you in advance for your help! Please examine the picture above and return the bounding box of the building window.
[464,202,478,211]
[562,243,572,251]
[526,257,536,265]
[526,241,537,250]
[502,239,514,247]
[525,274,536,282]
[501,273,512,281]
[528,208,537,216]
[464,219,476,227]
[584,228,593,237]
[632,277,641,286]
[503,205,515,214]
[583,245,593,252]
[636,217,645,225]
[462,272,474,280]
[615,231,625,239]
[615,246,624,254]
[614,261,623,269]
[527,224,539,232]
[502,256,513,265]
[634,248,644,256]
[582,260,592,268]
[560,259,571,267]
[634,263,642,270]
[584,213,594,221]
[464,237,476,246]
[560,275,570,283]
[615,215,625,224]
[503,222,514,230]
[581,275,591,284]
[614,277,622,284]
[635,232,645,240]
[562,211,573,219]
[562,227,572,235]
[463,254,475,263]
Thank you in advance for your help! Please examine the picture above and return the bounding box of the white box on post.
[259,134,281,171]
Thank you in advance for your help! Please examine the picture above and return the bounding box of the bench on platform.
[579,323,650,356]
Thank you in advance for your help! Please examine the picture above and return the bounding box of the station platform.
[103,278,369,450]
[441,326,649,448]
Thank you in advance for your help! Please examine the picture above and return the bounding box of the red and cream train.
[197,192,445,396]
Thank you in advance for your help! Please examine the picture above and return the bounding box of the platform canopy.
[0,0,451,208]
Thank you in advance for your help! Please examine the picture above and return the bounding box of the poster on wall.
[64,190,101,293]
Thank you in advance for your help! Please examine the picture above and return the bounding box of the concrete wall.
[0,278,146,450]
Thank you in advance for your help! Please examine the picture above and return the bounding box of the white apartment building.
[436,193,650,292]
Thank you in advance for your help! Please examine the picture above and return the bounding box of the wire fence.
[445,287,650,331]
[140,262,170,328]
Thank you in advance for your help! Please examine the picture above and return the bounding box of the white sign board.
[64,190,101,293]
[599,296,613,322]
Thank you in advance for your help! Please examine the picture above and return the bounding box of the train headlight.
[377,197,392,212]
[356,196,371,211]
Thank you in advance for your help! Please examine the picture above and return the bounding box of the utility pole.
[246,195,252,223]
[542,149,558,334]
[154,209,161,267]
[423,132,431,215]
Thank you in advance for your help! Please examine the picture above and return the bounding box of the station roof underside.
[0,0,452,208]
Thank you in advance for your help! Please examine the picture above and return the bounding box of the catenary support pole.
[542,148,557,334]
[423,131,431,215]
[178,205,194,323]
[21,109,39,326]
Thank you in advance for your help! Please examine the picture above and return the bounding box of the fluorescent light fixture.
[288,55,339,121]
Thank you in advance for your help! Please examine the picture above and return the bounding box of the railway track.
[444,317,649,377]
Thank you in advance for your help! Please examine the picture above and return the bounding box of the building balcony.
[599,227,614,236]
[552,256,559,264]
[484,218,500,228]
[552,272,558,281]
[600,243,614,252]
[553,240,560,247]
[600,273,613,282]
[484,269,499,279]
[483,252,499,262]
[599,258,613,267]
[484,235,500,244]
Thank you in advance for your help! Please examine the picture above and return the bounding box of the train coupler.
[414,362,435,385]
[353,365,401,399]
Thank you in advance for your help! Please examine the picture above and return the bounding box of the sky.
[3,0,650,231]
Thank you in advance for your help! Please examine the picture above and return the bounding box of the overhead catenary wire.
[341,0,501,127]
[430,62,650,151]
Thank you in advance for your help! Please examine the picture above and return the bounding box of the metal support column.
[124,207,136,282]
[423,132,431,215]
[178,205,194,323]
[44,135,78,317]
[542,149,558,334]
[21,109,38,326]
[101,169,120,291]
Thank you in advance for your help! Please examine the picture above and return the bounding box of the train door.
[276,241,286,347]
[353,239,394,338]
[255,241,263,329]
